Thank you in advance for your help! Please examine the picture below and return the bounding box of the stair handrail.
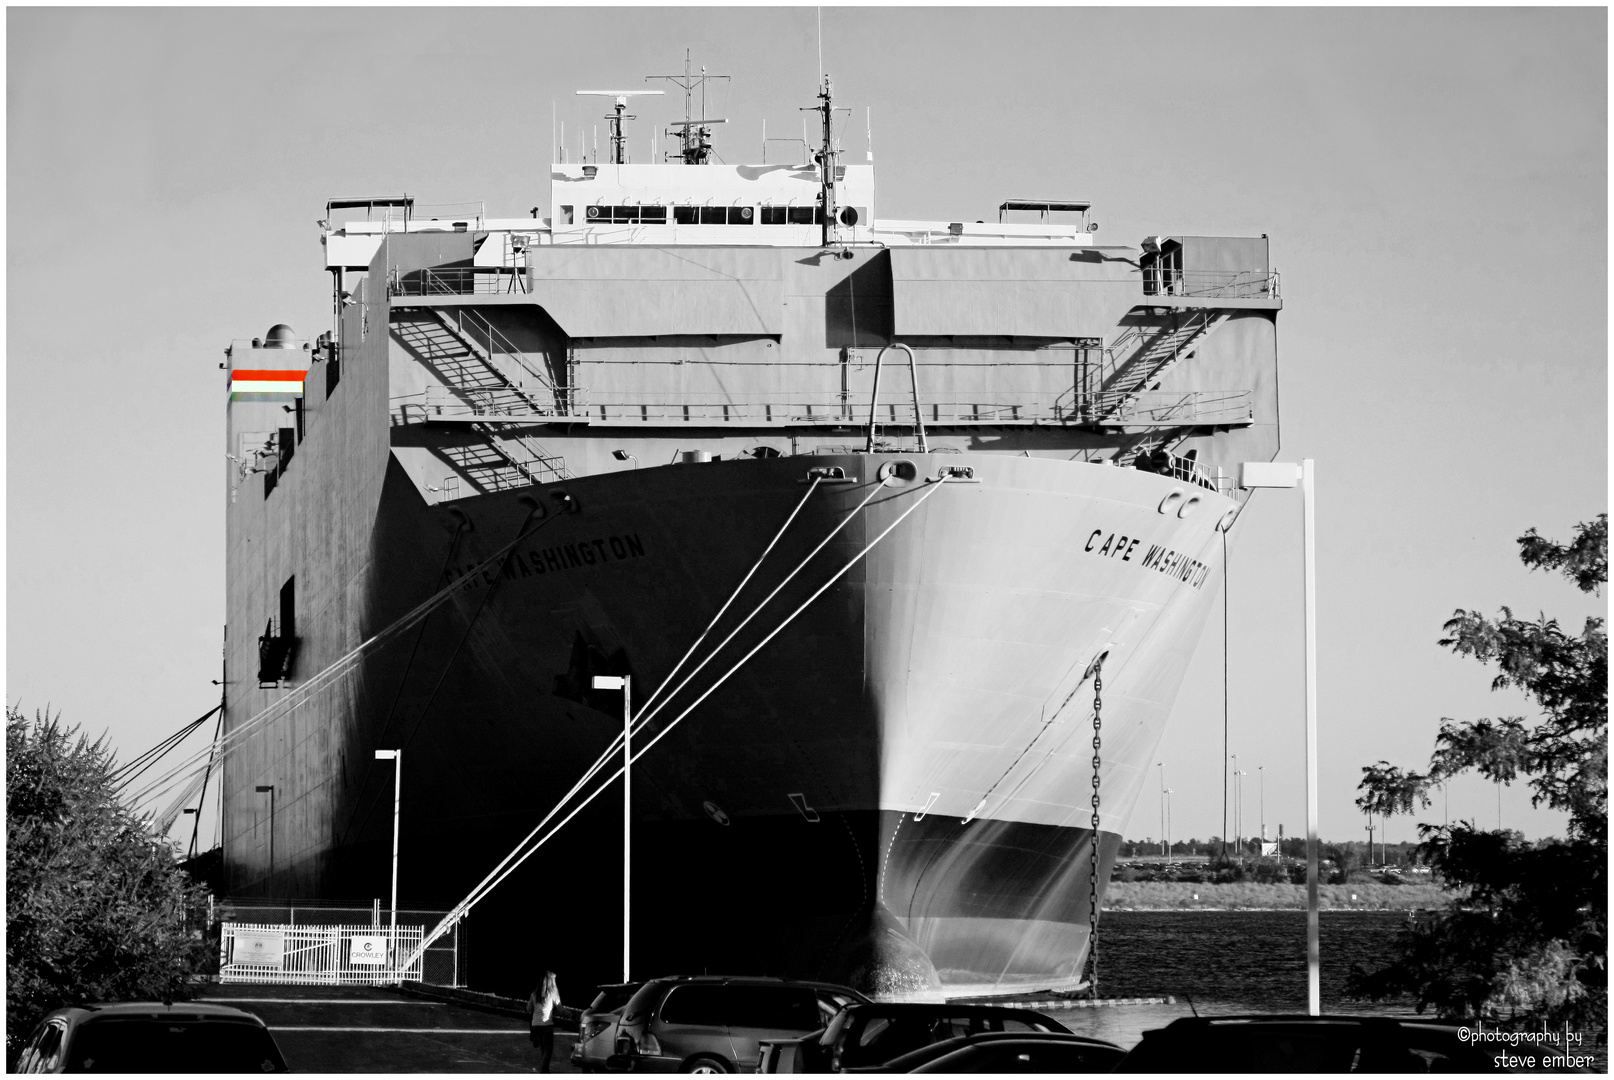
[1089,310,1221,422]
[446,307,576,414]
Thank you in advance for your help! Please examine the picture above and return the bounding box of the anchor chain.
[1087,657,1104,1000]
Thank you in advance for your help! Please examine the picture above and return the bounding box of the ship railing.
[1143,269,1279,299]
[389,266,528,297]
[1061,389,1254,427]
[411,200,486,229]
[225,337,317,357]
[391,385,587,424]
[1151,453,1229,493]
[437,305,563,399]
[577,389,1251,427]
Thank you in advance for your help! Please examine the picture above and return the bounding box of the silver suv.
[609,975,867,1074]
[572,982,642,1072]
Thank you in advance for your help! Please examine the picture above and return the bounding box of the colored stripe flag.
[231,369,308,394]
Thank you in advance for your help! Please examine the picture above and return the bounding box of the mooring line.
[622,476,887,743]
[404,478,835,934]
[462,479,948,926]
[402,474,953,972]
[629,474,825,726]
[124,510,555,811]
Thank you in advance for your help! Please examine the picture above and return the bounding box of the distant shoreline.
[1105,881,1453,911]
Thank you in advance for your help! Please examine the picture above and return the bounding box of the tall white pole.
[1231,754,1240,857]
[1157,762,1166,857]
[1259,766,1266,842]
[1303,458,1320,1016]
[623,676,632,985]
[390,751,401,977]
[374,750,402,980]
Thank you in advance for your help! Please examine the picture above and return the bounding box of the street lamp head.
[375,750,399,760]
[255,785,274,793]
[592,675,627,690]
[1238,461,1302,489]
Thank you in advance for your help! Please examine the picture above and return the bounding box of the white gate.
[219,922,425,985]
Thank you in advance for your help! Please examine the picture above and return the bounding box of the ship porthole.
[1158,491,1184,514]
[1216,507,1241,532]
[703,801,731,826]
[879,460,918,485]
[1177,495,1203,519]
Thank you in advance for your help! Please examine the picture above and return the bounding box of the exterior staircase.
[440,427,569,494]
[392,308,565,416]
[1086,310,1224,423]
[392,308,571,496]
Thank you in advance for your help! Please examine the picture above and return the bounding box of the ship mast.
[576,90,664,165]
[648,51,729,164]
[807,74,840,245]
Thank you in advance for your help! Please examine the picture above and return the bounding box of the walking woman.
[528,970,561,1072]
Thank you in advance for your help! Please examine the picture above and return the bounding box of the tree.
[1352,515,1606,1027]
[6,708,214,1063]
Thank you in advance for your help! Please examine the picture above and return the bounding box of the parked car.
[573,981,643,1072]
[607,975,867,1073]
[850,1030,1126,1073]
[1115,1014,1493,1072]
[14,1002,288,1073]
[758,1002,1073,1073]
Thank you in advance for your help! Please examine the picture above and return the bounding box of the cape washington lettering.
[1084,528,1212,589]
[450,533,647,589]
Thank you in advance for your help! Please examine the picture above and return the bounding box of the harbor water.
[1043,910,1421,1048]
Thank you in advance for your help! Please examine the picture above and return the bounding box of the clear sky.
[7,8,1606,854]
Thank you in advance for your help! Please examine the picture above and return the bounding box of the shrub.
[6,708,213,1064]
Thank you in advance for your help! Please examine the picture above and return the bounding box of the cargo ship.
[220,74,1280,996]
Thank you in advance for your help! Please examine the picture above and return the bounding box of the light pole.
[1239,458,1319,1015]
[592,674,632,983]
[1239,765,1252,858]
[1157,762,1167,857]
[375,749,402,978]
[1235,770,1247,859]
[1258,765,1266,845]
[1164,788,1173,857]
[255,785,276,898]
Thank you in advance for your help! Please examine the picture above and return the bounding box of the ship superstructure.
[222,74,1280,995]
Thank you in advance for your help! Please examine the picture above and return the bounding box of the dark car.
[573,982,644,1072]
[1116,1014,1494,1073]
[14,1002,288,1073]
[853,1030,1127,1073]
[759,1002,1074,1073]
[608,975,867,1073]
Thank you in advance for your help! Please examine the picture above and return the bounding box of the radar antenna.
[575,89,664,165]
[647,50,730,164]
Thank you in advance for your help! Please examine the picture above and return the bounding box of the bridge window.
[669,206,759,225]
[582,205,667,224]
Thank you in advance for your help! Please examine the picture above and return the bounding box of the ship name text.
[1085,529,1212,590]
[450,533,647,590]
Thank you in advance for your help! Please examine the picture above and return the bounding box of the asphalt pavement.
[201,983,577,1073]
